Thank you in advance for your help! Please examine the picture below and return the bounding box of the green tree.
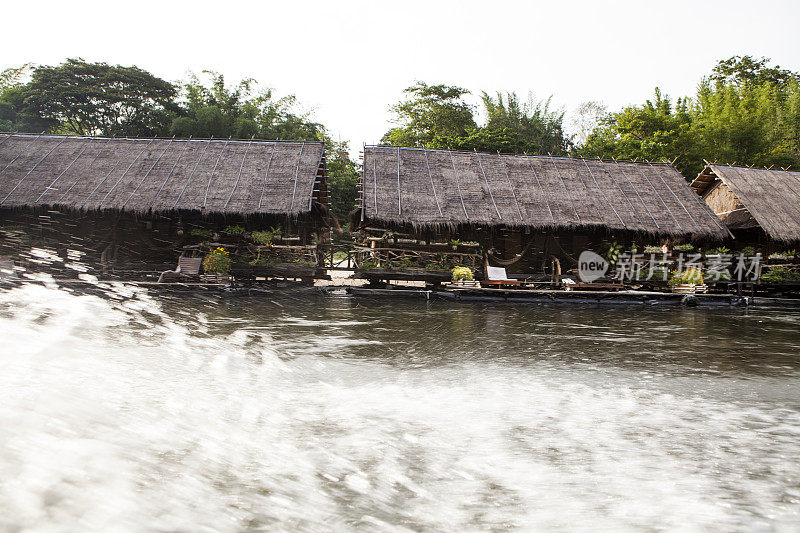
[476,91,571,154]
[382,83,570,155]
[0,63,51,132]
[692,76,800,170]
[710,55,799,87]
[580,88,700,175]
[19,58,178,136]
[579,56,800,178]
[381,82,476,148]
[325,141,360,225]
[170,71,324,141]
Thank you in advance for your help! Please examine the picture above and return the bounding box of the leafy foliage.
[326,141,359,224]
[580,56,800,178]
[710,55,799,87]
[382,82,476,148]
[222,225,246,236]
[18,58,178,137]
[190,228,215,239]
[382,82,571,155]
[451,266,474,282]
[250,227,281,245]
[601,240,623,264]
[581,88,699,175]
[760,265,800,283]
[474,92,570,154]
[169,71,323,141]
[0,64,48,132]
[706,246,730,255]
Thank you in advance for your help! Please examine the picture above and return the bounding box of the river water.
[1,281,799,531]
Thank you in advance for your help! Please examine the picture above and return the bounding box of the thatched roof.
[691,164,800,242]
[0,133,325,215]
[361,146,729,238]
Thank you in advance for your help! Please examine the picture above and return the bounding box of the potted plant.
[451,266,476,286]
[202,246,231,282]
[668,267,705,294]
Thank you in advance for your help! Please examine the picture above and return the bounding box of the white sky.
[3,0,799,154]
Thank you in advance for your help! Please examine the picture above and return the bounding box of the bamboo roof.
[361,146,729,238]
[0,133,324,215]
[691,164,800,242]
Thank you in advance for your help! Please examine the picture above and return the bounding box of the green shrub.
[641,268,668,281]
[399,257,416,269]
[705,270,731,282]
[190,228,213,238]
[707,246,730,255]
[761,265,800,283]
[674,243,695,252]
[602,240,623,264]
[251,227,281,245]
[222,225,246,236]
[777,249,799,259]
[451,266,474,282]
[741,246,757,256]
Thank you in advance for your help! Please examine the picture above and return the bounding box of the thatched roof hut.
[359,146,728,239]
[0,133,326,216]
[691,164,800,243]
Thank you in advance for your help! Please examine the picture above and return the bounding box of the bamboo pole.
[99,138,155,207]
[203,136,232,209]
[257,142,277,211]
[396,147,402,216]
[476,151,501,220]
[36,137,93,203]
[424,149,443,217]
[224,135,255,209]
[2,135,67,205]
[449,152,469,220]
[150,136,191,209]
[289,141,305,211]
[58,138,111,203]
[174,137,212,209]
[581,157,625,227]
[0,131,44,178]
[498,154,524,222]
[122,137,174,208]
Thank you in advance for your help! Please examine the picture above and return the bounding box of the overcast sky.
[4,0,799,153]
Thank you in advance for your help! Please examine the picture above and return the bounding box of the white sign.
[578,251,608,282]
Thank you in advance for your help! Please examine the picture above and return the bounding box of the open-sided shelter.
[0,133,330,275]
[691,164,800,247]
[356,146,729,272]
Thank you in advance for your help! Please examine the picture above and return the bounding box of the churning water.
[1,281,799,531]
